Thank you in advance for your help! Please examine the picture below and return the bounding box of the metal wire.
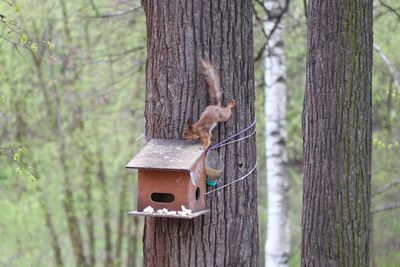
[205,162,257,195]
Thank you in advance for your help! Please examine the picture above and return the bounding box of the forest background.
[0,0,399,266]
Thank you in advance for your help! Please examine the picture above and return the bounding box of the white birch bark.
[264,0,290,266]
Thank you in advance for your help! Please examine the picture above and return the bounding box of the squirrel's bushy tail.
[201,59,222,106]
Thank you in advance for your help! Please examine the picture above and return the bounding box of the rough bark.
[301,0,373,266]
[141,0,259,266]
[264,0,290,266]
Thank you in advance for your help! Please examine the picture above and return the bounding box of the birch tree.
[264,0,290,266]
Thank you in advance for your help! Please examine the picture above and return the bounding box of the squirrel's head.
[182,119,199,140]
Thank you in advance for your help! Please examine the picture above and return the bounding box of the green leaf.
[13,153,20,161]
[395,142,400,149]
[30,42,38,52]
[21,34,27,44]
[29,174,37,182]
[47,41,55,50]
[16,167,22,175]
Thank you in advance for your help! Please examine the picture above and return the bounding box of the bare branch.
[254,40,267,62]
[379,0,400,22]
[303,0,308,18]
[373,43,400,91]
[372,202,400,214]
[1,0,13,6]
[253,0,271,18]
[0,34,26,60]
[253,0,291,62]
[88,0,100,16]
[253,3,268,39]
[82,6,142,19]
[265,0,290,39]
[373,179,400,198]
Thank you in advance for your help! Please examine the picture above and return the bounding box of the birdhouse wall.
[137,169,206,212]
[187,155,206,211]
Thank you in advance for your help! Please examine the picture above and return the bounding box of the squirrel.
[182,59,236,179]
[182,59,236,150]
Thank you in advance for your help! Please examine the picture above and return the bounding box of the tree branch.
[253,0,271,18]
[372,202,400,214]
[253,0,291,62]
[373,43,400,91]
[373,179,400,198]
[379,0,400,22]
[1,0,13,6]
[88,0,100,16]
[82,6,142,19]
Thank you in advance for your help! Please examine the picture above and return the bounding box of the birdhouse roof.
[126,139,205,171]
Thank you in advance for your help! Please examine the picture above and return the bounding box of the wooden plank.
[126,139,205,171]
[127,209,210,219]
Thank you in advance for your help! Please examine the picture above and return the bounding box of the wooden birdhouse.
[126,139,210,219]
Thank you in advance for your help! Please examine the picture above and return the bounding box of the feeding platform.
[126,139,209,219]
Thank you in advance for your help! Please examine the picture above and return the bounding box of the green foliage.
[0,0,399,266]
[1,0,146,266]
[20,34,26,44]
[29,42,37,52]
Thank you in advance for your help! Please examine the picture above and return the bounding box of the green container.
[206,178,218,187]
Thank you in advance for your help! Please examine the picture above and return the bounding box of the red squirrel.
[183,60,235,179]
[182,59,236,150]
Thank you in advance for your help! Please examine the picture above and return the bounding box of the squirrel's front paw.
[229,99,237,108]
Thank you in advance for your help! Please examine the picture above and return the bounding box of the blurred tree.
[263,0,290,267]
[301,0,373,266]
[141,0,259,266]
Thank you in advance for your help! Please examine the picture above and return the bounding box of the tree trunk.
[82,22,96,267]
[82,153,96,267]
[301,1,373,266]
[38,189,65,267]
[97,156,114,267]
[115,172,129,266]
[264,0,290,266]
[141,0,259,266]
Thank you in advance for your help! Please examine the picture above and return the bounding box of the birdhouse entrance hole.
[151,192,175,203]
[195,187,200,200]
